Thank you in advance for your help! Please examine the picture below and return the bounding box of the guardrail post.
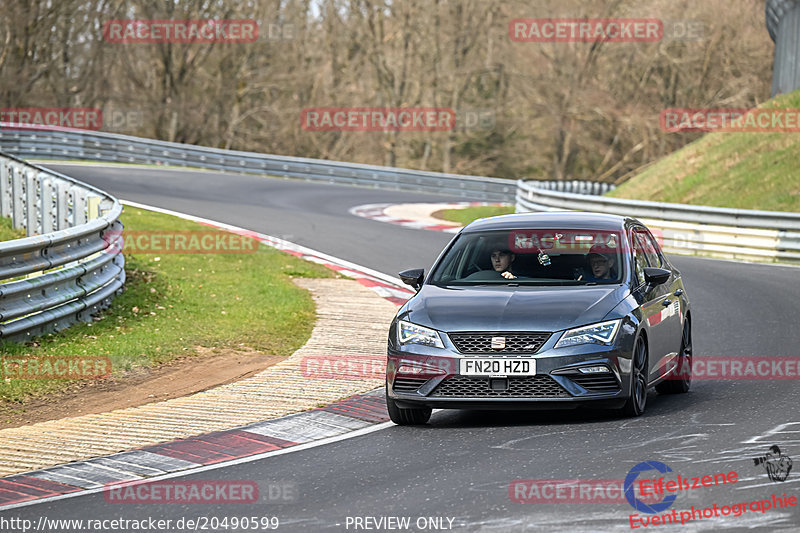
[0,160,10,218]
[40,176,56,234]
[11,164,24,230]
[25,169,41,236]
[56,181,71,229]
[72,186,88,225]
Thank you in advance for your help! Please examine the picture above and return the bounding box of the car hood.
[403,284,628,333]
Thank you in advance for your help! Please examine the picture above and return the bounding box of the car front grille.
[569,374,621,392]
[393,377,429,393]
[430,375,570,398]
[449,332,550,354]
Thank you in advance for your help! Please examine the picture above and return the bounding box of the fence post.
[25,169,41,236]
[40,176,56,234]
[11,164,24,230]
[56,181,72,230]
[72,186,88,226]
[0,160,10,218]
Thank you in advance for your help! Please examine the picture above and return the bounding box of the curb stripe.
[0,201,401,510]
[0,388,389,509]
[350,201,503,233]
[240,410,374,443]
[137,431,296,466]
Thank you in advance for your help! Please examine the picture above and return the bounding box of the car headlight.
[555,319,622,348]
[397,320,444,348]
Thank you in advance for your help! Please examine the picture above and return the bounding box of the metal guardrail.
[0,151,124,342]
[766,0,800,96]
[0,125,611,203]
[8,123,794,268]
[516,180,800,263]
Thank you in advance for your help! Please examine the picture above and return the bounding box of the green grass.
[0,216,26,241]
[608,89,800,212]
[435,205,515,226]
[0,206,333,404]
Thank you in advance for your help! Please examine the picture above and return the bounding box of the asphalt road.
[2,165,799,532]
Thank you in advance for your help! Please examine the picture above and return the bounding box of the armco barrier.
[0,125,611,202]
[516,181,800,264]
[7,124,793,264]
[0,151,124,342]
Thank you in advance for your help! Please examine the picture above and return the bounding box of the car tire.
[619,336,648,417]
[386,391,432,425]
[656,319,692,394]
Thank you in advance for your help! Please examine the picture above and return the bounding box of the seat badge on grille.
[491,336,506,349]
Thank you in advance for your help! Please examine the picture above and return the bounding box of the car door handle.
[673,289,684,296]
[662,299,672,306]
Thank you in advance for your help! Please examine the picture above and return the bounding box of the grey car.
[386,212,692,424]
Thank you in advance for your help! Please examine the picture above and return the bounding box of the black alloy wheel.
[620,336,648,417]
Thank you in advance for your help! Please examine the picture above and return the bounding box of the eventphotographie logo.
[753,445,793,482]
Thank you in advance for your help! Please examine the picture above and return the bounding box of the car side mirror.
[399,268,424,291]
[644,267,671,286]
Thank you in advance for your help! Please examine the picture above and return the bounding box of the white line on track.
[0,422,395,512]
[0,199,411,512]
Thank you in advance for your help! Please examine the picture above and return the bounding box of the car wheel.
[656,319,692,394]
[620,336,648,417]
[386,390,432,425]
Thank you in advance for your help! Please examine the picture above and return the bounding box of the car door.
[638,227,683,359]
[629,226,674,383]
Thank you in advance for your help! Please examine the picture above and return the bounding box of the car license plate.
[459,358,536,376]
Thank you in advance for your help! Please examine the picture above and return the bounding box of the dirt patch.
[0,348,283,429]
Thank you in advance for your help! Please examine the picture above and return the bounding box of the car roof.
[462,212,634,233]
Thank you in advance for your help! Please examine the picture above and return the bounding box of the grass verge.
[0,206,334,404]
[0,216,26,241]
[608,89,800,212]
[435,205,515,226]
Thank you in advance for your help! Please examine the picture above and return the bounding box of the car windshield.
[429,229,624,286]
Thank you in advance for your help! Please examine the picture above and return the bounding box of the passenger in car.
[582,244,616,281]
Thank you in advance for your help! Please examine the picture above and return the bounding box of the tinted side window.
[636,229,663,267]
[630,231,647,286]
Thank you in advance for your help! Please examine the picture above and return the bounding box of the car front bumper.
[387,337,635,410]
